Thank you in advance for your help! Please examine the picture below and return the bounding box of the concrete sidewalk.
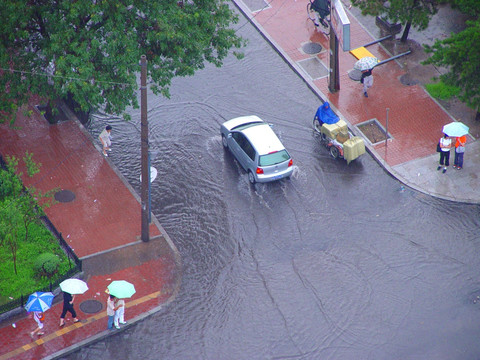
[0,98,181,360]
[234,0,479,203]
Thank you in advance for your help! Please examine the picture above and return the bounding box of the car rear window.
[259,150,290,166]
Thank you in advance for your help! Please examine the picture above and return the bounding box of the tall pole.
[328,33,340,93]
[140,55,149,242]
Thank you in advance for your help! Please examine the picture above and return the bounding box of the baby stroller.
[307,0,331,31]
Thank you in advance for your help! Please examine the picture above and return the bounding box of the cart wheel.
[330,146,339,159]
[313,118,323,134]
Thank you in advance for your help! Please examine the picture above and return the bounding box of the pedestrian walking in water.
[59,292,80,326]
[453,135,466,170]
[360,69,373,97]
[99,125,113,157]
[437,133,452,173]
[31,311,45,337]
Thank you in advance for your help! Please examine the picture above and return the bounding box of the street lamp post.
[140,55,149,242]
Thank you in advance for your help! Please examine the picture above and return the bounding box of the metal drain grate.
[297,57,329,80]
[54,189,75,203]
[79,299,103,314]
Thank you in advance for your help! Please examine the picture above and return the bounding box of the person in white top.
[438,133,452,173]
[31,311,45,337]
[114,299,126,329]
[99,125,113,157]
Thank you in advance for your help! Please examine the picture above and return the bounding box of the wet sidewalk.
[0,99,181,360]
[234,0,479,203]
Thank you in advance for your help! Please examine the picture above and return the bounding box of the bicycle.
[307,0,331,34]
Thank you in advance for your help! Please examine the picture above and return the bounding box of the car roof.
[242,123,285,155]
[223,115,287,155]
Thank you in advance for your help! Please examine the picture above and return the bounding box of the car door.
[230,132,254,171]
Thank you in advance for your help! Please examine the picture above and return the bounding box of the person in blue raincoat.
[314,102,339,127]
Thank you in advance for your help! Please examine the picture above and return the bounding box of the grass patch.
[425,80,460,100]
[0,216,73,304]
[0,153,75,308]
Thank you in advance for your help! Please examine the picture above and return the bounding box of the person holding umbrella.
[453,135,467,170]
[354,57,378,98]
[31,311,45,337]
[107,294,118,330]
[59,291,80,326]
[441,121,469,171]
[58,278,88,326]
[24,291,54,337]
[361,69,373,98]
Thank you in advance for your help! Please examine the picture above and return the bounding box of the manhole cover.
[399,73,419,86]
[79,299,103,314]
[348,69,362,81]
[54,189,75,203]
[302,42,323,54]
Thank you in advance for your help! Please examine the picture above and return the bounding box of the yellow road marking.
[0,292,159,360]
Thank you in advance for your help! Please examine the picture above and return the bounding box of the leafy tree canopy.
[351,0,437,41]
[423,18,480,111]
[0,0,246,123]
[449,0,480,16]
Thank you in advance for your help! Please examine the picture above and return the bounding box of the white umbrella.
[59,278,89,294]
[442,121,469,137]
[354,56,378,71]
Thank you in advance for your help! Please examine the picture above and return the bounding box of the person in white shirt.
[99,125,112,157]
[114,299,126,329]
[438,133,452,173]
[107,294,117,330]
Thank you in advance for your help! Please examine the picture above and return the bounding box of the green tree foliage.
[0,153,55,274]
[449,0,480,16]
[0,199,22,274]
[423,19,480,112]
[0,0,246,124]
[34,253,60,278]
[351,0,437,42]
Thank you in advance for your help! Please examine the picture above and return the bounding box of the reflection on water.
[68,12,480,360]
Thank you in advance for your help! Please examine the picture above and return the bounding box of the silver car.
[220,115,293,184]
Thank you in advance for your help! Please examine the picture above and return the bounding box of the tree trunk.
[44,100,54,123]
[400,22,411,43]
[475,110,480,122]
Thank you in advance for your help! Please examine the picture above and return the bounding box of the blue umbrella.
[25,291,54,312]
[442,121,469,137]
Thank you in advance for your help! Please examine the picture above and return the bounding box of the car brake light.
[288,159,293,167]
[256,167,264,174]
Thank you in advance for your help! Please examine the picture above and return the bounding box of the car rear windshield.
[259,150,290,166]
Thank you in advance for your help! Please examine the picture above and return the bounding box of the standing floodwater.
[66,9,480,360]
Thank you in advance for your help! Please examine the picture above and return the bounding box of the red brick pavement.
[252,0,456,166]
[0,98,179,360]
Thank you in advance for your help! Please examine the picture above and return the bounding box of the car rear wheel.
[221,134,228,148]
[329,145,339,159]
[248,171,256,184]
[313,119,322,134]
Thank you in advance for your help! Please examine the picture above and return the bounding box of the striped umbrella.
[24,292,54,312]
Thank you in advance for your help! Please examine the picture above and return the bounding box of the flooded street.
[66,11,480,360]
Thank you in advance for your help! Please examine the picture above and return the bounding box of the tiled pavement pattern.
[235,0,479,203]
[1,2,480,359]
[0,97,180,359]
